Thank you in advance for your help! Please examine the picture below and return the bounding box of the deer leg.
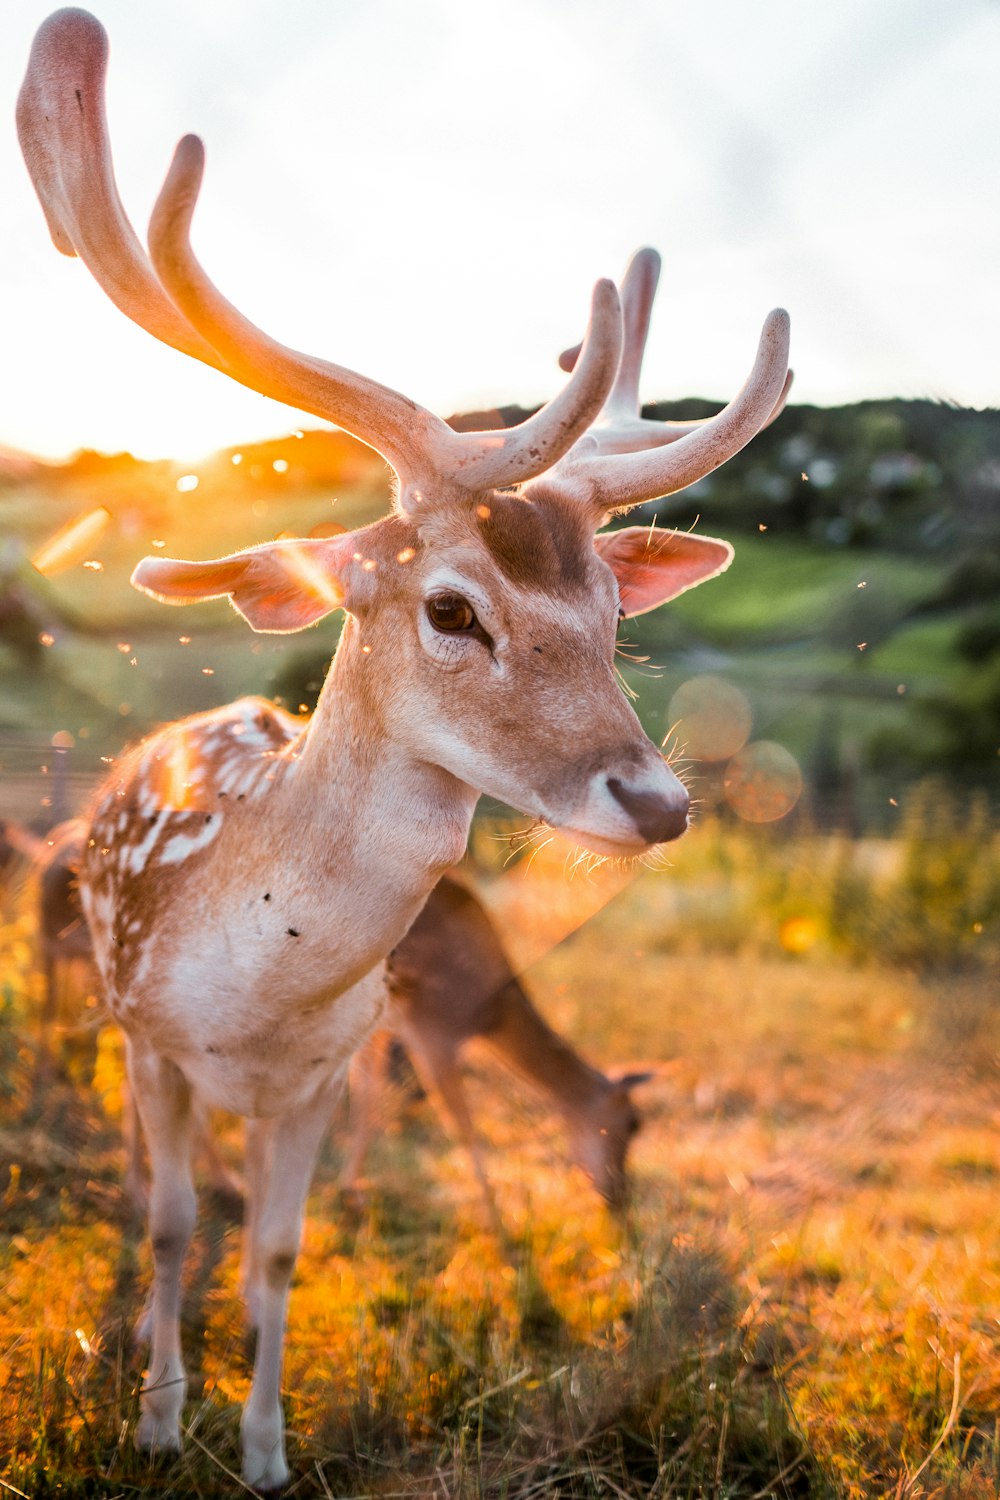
[338,1028,391,1196]
[401,1026,500,1229]
[195,1099,244,1207]
[33,948,60,1089]
[239,1116,273,1331]
[240,1073,345,1491]
[128,1041,197,1455]
[122,1076,148,1212]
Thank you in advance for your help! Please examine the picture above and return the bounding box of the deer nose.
[606,776,689,844]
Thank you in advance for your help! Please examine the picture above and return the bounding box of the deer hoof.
[242,1435,289,1491]
[242,1401,288,1490]
[135,1409,182,1453]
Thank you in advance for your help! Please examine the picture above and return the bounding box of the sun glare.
[31,506,112,577]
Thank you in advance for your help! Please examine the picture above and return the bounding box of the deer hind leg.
[127,1040,197,1455]
[33,946,62,1089]
[195,1098,244,1208]
[399,1024,500,1229]
[338,1028,393,1198]
[240,1073,345,1491]
[121,1076,148,1213]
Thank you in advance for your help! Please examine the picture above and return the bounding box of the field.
[1,410,998,1496]
[2,803,999,1498]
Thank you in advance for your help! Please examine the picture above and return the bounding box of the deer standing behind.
[344,874,652,1213]
[18,9,789,1486]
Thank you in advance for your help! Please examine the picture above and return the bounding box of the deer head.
[18,9,790,857]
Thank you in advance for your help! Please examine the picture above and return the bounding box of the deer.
[343,873,653,1213]
[18,9,789,1487]
[37,828,648,1210]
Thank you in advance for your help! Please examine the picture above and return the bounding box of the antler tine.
[453,278,622,492]
[151,138,623,494]
[607,246,660,419]
[149,134,450,482]
[16,7,222,369]
[559,248,660,418]
[20,9,623,501]
[556,245,793,460]
[536,307,791,514]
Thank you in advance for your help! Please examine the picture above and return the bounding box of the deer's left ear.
[131,534,360,633]
[594,526,734,618]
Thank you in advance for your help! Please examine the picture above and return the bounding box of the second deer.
[343,874,652,1213]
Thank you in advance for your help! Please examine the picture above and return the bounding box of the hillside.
[1,399,997,830]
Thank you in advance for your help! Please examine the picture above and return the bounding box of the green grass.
[661,537,938,648]
[865,616,966,681]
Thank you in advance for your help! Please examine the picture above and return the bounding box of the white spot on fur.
[126,818,164,876]
[158,816,223,866]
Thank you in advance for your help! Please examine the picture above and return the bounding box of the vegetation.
[1,399,996,842]
[2,795,999,1497]
[1,400,997,1493]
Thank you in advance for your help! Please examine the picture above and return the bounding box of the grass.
[662,537,939,650]
[2,803,999,1497]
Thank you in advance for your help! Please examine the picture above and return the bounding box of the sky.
[1,0,998,463]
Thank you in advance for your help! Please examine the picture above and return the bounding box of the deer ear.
[130,535,356,633]
[611,1069,657,1091]
[594,526,733,618]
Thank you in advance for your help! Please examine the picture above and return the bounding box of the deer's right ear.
[130,535,358,633]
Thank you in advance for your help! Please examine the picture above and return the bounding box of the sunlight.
[156,730,198,811]
[31,506,112,577]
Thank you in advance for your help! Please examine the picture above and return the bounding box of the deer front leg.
[127,1041,197,1455]
[240,1074,345,1491]
[239,1116,273,1331]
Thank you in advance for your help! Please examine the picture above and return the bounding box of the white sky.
[1,0,998,462]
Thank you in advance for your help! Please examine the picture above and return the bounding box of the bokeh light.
[724,740,803,823]
[667,675,753,762]
[779,915,821,955]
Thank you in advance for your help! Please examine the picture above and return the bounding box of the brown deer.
[36,830,648,1209]
[18,10,788,1486]
[343,874,652,1213]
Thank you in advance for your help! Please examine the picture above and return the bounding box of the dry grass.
[1,812,999,1497]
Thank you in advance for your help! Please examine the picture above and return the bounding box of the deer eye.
[426,594,477,633]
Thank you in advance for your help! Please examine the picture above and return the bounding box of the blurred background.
[1,0,997,839]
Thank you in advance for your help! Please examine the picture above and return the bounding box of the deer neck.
[283,615,478,902]
[489,981,610,1119]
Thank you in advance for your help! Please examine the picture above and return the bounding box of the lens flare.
[724,741,803,823]
[31,506,112,576]
[667,675,752,762]
[276,542,345,611]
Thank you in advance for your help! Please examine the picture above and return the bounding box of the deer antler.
[18,8,622,504]
[541,247,791,513]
